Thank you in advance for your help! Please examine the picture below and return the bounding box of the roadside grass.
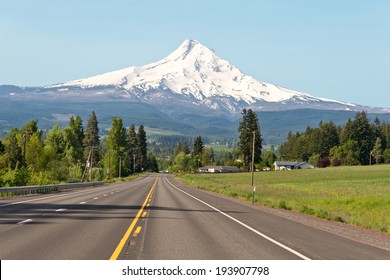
[177,165,390,234]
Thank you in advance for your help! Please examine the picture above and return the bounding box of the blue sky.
[1,0,389,108]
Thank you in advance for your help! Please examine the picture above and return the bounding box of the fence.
[0,181,104,197]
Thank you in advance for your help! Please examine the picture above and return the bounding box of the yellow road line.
[109,176,158,260]
[133,226,142,237]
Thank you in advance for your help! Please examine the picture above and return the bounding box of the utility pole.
[251,131,256,205]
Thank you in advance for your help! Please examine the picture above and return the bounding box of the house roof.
[274,161,300,166]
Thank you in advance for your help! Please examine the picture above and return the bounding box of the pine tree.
[238,109,262,171]
[83,111,100,165]
[127,124,138,174]
[351,111,375,165]
[137,125,147,171]
[192,136,204,157]
[372,137,384,164]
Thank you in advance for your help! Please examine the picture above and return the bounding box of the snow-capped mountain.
[55,39,320,104]
[3,39,390,118]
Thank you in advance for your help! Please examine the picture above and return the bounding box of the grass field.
[177,165,390,234]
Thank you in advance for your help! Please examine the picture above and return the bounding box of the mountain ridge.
[3,39,387,117]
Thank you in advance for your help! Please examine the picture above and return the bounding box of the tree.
[137,125,147,171]
[83,111,100,165]
[343,112,374,165]
[329,140,360,166]
[126,124,138,174]
[107,117,127,154]
[25,133,45,171]
[171,152,191,173]
[192,136,204,157]
[44,124,65,157]
[383,149,390,164]
[145,153,159,172]
[262,150,277,168]
[372,137,384,164]
[201,147,214,166]
[62,116,84,165]
[105,117,127,177]
[317,121,339,157]
[238,109,262,171]
[4,128,23,169]
[0,140,5,154]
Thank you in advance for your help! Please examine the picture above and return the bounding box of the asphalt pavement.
[1,174,389,260]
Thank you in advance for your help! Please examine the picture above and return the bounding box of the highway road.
[0,174,389,260]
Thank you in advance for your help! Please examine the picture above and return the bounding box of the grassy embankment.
[178,165,390,234]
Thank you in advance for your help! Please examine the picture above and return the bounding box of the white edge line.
[165,176,311,260]
[17,219,34,225]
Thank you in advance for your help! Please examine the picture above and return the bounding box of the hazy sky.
[1,0,389,108]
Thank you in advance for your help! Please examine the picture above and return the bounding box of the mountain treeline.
[0,111,157,187]
[280,111,390,166]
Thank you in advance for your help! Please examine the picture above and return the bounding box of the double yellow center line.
[109,176,158,260]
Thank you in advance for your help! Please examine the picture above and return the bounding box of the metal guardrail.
[0,181,104,197]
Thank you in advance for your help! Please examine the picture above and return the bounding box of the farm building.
[274,161,314,171]
[198,166,240,173]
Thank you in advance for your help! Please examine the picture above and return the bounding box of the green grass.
[177,165,390,234]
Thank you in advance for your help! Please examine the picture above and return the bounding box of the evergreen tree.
[317,121,340,157]
[192,136,204,157]
[137,125,147,171]
[351,111,375,165]
[238,109,262,171]
[145,153,159,172]
[175,141,190,156]
[372,137,384,164]
[127,124,138,174]
[83,111,100,165]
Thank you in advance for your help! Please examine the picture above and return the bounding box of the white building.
[274,161,314,171]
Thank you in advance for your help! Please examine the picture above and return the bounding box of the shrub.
[300,205,315,215]
[278,200,291,210]
[318,156,330,168]
[316,209,330,220]
[332,158,342,167]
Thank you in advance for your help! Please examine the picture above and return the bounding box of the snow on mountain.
[52,40,350,106]
[6,39,380,117]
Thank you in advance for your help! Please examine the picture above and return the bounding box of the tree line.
[279,111,390,166]
[163,109,263,173]
[0,111,157,187]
